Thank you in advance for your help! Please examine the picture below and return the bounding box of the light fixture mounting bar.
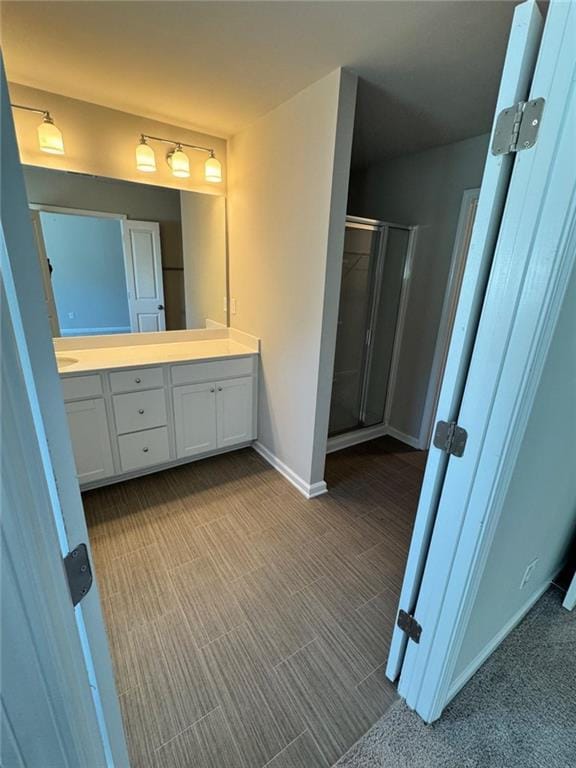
[141,134,214,155]
[11,103,50,119]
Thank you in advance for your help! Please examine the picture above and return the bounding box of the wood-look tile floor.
[83,437,425,768]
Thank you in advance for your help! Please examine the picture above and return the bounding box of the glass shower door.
[328,223,382,436]
[361,226,411,427]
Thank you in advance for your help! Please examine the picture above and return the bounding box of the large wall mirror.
[24,166,228,337]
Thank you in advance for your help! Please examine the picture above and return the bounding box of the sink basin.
[56,355,78,368]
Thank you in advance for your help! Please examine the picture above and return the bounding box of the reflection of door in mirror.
[121,220,166,332]
[31,209,166,336]
[24,166,228,335]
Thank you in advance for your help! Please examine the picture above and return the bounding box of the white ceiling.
[1,1,519,169]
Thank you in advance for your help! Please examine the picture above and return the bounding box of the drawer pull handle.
[135,378,142,384]
[142,447,149,453]
[138,409,145,414]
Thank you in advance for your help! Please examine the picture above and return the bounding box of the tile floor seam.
[152,705,223,754]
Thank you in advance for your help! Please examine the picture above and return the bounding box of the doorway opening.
[328,101,485,457]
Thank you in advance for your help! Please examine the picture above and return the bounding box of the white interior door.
[121,220,166,332]
[386,0,544,682]
[1,61,129,766]
[1,264,110,767]
[395,0,574,722]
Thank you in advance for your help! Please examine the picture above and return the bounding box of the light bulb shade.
[205,154,222,183]
[170,148,190,178]
[38,119,64,155]
[136,140,156,172]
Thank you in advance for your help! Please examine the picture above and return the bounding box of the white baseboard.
[253,441,327,499]
[447,578,552,703]
[386,424,423,450]
[326,423,389,453]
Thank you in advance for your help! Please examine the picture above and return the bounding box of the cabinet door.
[216,377,254,449]
[173,382,217,458]
[65,398,114,484]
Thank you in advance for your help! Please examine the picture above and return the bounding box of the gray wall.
[40,212,129,333]
[348,133,489,443]
[24,166,185,330]
[453,260,576,681]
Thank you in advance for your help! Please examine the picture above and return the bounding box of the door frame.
[420,187,480,449]
[396,0,575,722]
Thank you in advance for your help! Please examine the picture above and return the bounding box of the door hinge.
[63,543,93,606]
[397,609,422,643]
[433,420,468,457]
[491,97,545,156]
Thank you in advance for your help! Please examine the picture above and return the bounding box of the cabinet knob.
[142,447,149,453]
[210,387,215,393]
[135,378,142,384]
[218,386,223,392]
[138,409,145,414]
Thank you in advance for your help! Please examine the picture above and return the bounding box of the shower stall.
[328,216,415,444]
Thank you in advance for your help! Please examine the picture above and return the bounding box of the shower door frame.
[328,216,416,450]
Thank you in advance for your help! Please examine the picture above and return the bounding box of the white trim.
[29,203,128,220]
[447,579,551,701]
[61,326,132,337]
[383,226,419,428]
[420,188,480,449]
[326,423,388,453]
[386,425,423,450]
[253,441,327,499]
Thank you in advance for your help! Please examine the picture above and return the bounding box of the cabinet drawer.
[109,367,164,393]
[171,357,253,386]
[61,374,102,401]
[118,426,170,472]
[112,389,167,435]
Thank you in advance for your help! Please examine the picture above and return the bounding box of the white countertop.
[55,333,258,376]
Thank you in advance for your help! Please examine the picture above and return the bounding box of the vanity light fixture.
[11,103,65,155]
[136,133,222,183]
[167,144,191,178]
[135,136,157,172]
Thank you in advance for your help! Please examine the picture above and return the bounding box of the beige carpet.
[337,587,576,768]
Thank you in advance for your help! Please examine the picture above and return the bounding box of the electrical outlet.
[520,558,539,589]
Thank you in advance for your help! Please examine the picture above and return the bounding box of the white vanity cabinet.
[64,396,114,484]
[173,376,254,458]
[60,354,257,489]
